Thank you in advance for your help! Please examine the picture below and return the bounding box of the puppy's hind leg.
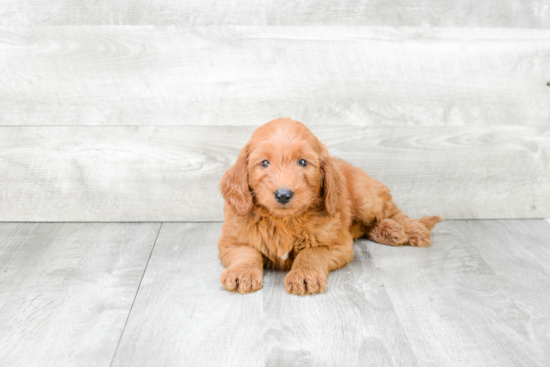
[419,215,443,231]
[367,218,409,246]
[363,200,442,248]
[391,213,442,247]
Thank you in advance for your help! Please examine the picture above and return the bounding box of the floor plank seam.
[363,242,422,367]
[108,222,163,367]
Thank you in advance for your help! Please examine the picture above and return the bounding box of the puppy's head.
[220,118,343,218]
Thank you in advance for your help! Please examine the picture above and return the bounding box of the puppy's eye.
[261,160,270,167]
[298,159,308,167]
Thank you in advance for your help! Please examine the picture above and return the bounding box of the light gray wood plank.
[1,26,548,127]
[2,220,546,366]
[459,220,550,345]
[0,0,548,27]
[0,125,548,221]
[365,220,550,367]
[111,222,263,367]
[262,244,418,367]
[0,222,160,367]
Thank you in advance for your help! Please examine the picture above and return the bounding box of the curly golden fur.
[218,118,442,295]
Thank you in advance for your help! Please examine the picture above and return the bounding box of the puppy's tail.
[419,216,443,231]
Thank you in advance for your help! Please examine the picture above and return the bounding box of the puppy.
[218,118,441,295]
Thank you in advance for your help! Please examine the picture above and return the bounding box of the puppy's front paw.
[221,265,263,294]
[284,268,327,296]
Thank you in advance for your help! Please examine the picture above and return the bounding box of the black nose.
[274,189,293,204]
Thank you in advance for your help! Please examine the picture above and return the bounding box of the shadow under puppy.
[219,118,441,295]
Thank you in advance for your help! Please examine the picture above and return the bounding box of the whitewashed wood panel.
[0,125,548,221]
[111,223,263,367]
[365,220,550,366]
[0,0,549,27]
[0,222,160,367]
[262,245,418,367]
[1,26,548,126]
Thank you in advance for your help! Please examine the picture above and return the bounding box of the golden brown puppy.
[219,118,441,295]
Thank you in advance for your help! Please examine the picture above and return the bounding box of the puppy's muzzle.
[274,189,293,204]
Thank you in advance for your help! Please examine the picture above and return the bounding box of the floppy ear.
[320,149,344,216]
[220,145,253,216]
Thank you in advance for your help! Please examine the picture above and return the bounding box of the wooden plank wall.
[0,126,548,221]
[0,3,549,221]
[1,27,548,127]
[1,1,549,27]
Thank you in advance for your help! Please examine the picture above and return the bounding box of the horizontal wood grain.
[1,0,549,27]
[0,222,160,367]
[111,222,263,367]
[0,125,548,221]
[1,26,548,126]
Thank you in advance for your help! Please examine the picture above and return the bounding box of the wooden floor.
[1,220,549,367]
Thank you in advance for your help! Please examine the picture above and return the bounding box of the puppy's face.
[247,125,322,217]
[221,118,341,218]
